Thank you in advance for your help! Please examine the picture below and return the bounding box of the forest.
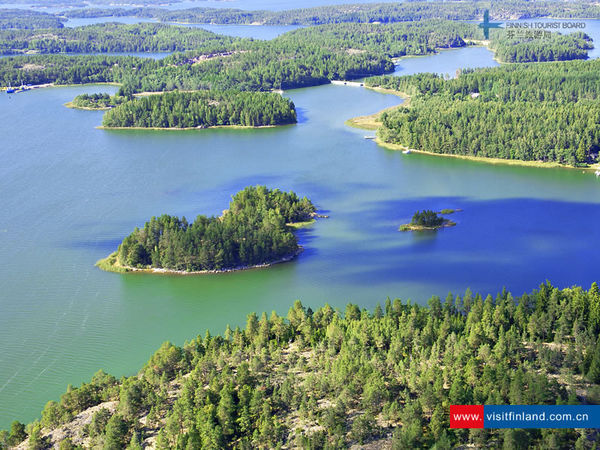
[104,186,315,272]
[101,91,297,128]
[58,1,600,25]
[0,10,64,30]
[367,59,600,166]
[276,21,478,58]
[0,23,240,55]
[2,281,599,448]
[0,21,484,91]
[490,31,594,63]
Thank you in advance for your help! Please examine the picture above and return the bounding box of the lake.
[2,20,600,429]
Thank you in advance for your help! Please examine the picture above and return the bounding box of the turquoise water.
[2,20,600,429]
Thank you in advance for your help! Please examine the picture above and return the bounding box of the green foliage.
[0,9,64,30]
[350,412,378,444]
[7,421,26,447]
[58,438,82,450]
[587,339,600,383]
[275,21,479,58]
[114,186,316,271]
[38,370,118,431]
[59,1,600,26]
[141,341,185,383]
[26,423,46,450]
[369,59,600,166]
[0,20,488,91]
[4,282,600,447]
[103,414,129,450]
[490,31,594,63]
[70,93,126,109]
[411,210,445,227]
[102,91,297,128]
[0,22,239,55]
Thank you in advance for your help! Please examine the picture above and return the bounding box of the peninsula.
[97,186,317,274]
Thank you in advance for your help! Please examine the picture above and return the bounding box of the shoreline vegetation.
[96,248,304,275]
[97,186,320,275]
[4,282,600,448]
[375,137,600,171]
[96,124,279,131]
[345,60,600,172]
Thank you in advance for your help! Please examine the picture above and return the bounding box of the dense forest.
[0,23,241,55]
[103,186,315,272]
[367,59,600,166]
[58,0,600,25]
[0,10,64,30]
[276,21,478,58]
[58,3,487,24]
[0,21,484,91]
[101,91,297,128]
[3,282,600,448]
[490,31,594,63]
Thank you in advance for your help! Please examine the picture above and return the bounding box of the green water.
[2,46,600,428]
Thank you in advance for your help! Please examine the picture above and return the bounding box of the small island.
[101,91,297,129]
[399,209,457,231]
[97,186,317,274]
[65,93,126,110]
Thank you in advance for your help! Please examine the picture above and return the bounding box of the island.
[65,92,125,110]
[399,209,457,231]
[100,91,297,129]
[96,186,317,274]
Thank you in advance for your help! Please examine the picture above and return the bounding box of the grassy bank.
[286,219,315,229]
[344,88,408,130]
[94,252,130,273]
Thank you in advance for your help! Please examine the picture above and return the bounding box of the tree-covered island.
[399,209,457,231]
[97,186,317,274]
[100,91,297,129]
